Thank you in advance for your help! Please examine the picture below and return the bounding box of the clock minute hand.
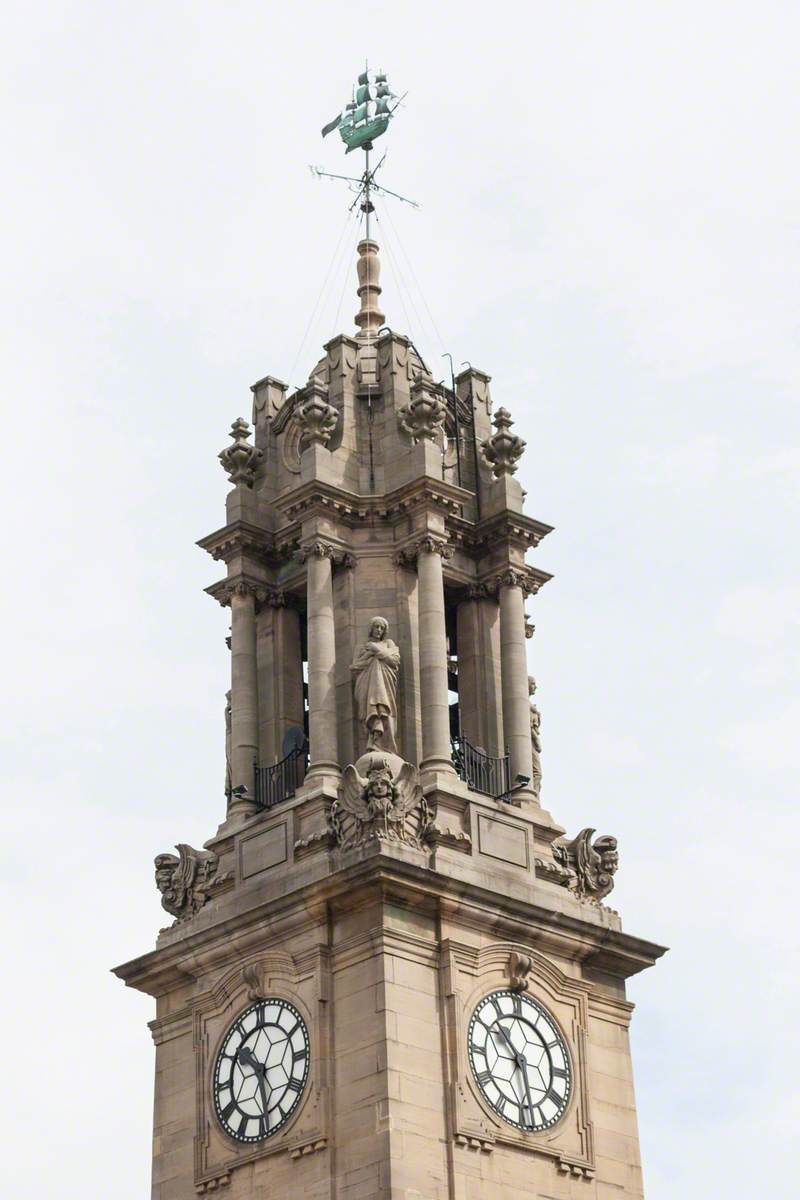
[493,1022,534,1119]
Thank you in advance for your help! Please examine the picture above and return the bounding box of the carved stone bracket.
[507,950,533,993]
[398,378,447,443]
[218,418,264,487]
[552,828,619,905]
[154,844,232,924]
[292,385,339,447]
[394,533,454,568]
[481,407,526,477]
[242,962,266,1000]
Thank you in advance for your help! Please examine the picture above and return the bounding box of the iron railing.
[254,746,307,810]
[451,735,510,800]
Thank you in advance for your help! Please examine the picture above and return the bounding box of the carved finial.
[355,239,385,339]
[508,950,533,993]
[398,378,447,444]
[481,407,526,477]
[294,388,339,447]
[218,418,263,486]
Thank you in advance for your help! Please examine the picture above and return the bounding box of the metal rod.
[442,352,462,487]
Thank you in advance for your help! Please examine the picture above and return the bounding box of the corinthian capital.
[296,540,335,563]
[394,533,454,567]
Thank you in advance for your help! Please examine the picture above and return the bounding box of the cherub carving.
[329,757,433,850]
[552,828,619,904]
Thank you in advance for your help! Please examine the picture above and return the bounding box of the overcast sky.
[2,3,798,1196]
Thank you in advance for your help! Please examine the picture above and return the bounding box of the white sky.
[2,3,799,1196]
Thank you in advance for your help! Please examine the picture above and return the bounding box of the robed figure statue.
[351,617,401,753]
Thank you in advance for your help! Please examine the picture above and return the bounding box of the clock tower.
[115,164,665,1200]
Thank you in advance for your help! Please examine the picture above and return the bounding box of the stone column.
[415,536,457,775]
[456,589,504,756]
[497,571,535,796]
[304,541,340,782]
[229,583,259,815]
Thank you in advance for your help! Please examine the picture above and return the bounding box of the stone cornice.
[197,520,297,566]
[112,849,666,997]
[449,510,554,554]
[276,477,472,525]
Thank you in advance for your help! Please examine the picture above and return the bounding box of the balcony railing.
[451,735,510,800]
[254,746,307,810]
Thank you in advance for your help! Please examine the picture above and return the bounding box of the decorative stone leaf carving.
[481,407,526,477]
[219,418,263,486]
[552,828,619,904]
[329,755,435,851]
[293,389,339,446]
[398,379,447,443]
[154,844,231,923]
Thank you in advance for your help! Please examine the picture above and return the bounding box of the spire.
[354,238,385,338]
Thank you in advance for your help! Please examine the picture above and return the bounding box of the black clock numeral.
[511,994,522,1016]
[286,1077,303,1093]
[476,1070,493,1086]
[546,1089,564,1107]
[294,1047,308,1061]
[238,1114,249,1138]
[552,1066,567,1080]
[221,1099,237,1122]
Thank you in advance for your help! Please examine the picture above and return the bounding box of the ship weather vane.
[312,66,418,240]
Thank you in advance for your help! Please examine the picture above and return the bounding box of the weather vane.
[312,66,418,241]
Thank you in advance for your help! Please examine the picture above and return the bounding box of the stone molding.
[482,566,549,598]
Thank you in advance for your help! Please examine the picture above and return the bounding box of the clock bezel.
[211,997,310,1145]
[467,987,573,1134]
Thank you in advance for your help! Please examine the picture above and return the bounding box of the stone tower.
[115,238,665,1199]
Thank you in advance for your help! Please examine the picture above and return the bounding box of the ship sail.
[355,83,371,105]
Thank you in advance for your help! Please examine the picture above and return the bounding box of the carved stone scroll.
[154,844,231,923]
[552,829,619,904]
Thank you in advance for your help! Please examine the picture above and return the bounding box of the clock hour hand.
[493,1022,534,1120]
[238,1045,270,1116]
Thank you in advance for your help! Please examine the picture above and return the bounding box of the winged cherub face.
[366,766,394,800]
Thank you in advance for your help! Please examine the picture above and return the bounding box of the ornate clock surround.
[190,948,331,1192]
[441,939,597,1177]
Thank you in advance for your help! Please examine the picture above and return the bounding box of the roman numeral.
[221,1099,236,1122]
[476,1070,493,1086]
[294,1047,308,1061]
[511,994,522,1016]
[286,1077,303,1092]
[238,1114,249,1138]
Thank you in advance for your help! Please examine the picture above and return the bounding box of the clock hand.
[238,1045,271,1116]
[492,1022,534,1118]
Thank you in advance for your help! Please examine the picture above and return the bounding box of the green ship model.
[322,70,398,154]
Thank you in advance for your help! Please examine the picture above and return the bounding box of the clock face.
[467,989,571,1132]
[213,999,309,1143]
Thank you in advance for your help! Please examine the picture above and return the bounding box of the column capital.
[206,576,287,609]
[394,533,454,568]
[484,566,551,598]
[296,541,356,569]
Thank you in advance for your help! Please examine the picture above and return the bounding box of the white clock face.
[468,989,571,1132]
[213,999,309,1143]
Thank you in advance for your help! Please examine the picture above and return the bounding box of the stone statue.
[224,690,232,801]
[553,828,619,904]
[529,676,542,799]
[330,756,433,851]
[154,844,225,923]
[351,617,400,753]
